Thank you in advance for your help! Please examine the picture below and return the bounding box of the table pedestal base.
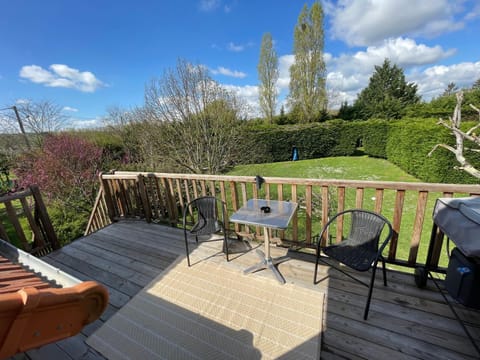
[244,249,290,284]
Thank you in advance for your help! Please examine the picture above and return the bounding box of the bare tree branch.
[428,143,455,157]
[430,91,480,179]
[142,59,246,174]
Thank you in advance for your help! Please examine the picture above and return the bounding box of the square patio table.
[229,199,298,284]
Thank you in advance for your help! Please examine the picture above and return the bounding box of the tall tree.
[288,2,326,123]
[258,32,279,123]
[143,58,246,174]
[442,82,458,97]
[354,59,420,119]
[472,78,480,90]
[5,100,67,147]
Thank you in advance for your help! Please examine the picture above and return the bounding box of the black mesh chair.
[183,196,230,267]
[314,209,393,320]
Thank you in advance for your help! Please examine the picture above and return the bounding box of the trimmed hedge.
[386,119,480,184]
[361,119,389,158]
[234,118,480,184]
[323,120,361,157]
[236,122,360,164]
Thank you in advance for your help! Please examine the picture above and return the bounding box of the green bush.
[48,202,89,246]
[235,121,360,165]
[361,119,389,158]
[323,120,359,157]
[386,119,480,184]
[405,89,480,121]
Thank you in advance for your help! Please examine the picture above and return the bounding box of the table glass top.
[229,199,298,229]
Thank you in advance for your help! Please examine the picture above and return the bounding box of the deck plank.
[10,220,480,360]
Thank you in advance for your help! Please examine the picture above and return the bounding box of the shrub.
[235,121,360,165]
[386,119,480,183]
[48,201,88,246]
[13,133,105,243]
[14,133,103,206]
[361,119,389,158]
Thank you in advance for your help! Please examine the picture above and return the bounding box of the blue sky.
[1,0,479,128]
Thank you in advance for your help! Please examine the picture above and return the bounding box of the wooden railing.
[0,185,60,256]
[86,171,480,271]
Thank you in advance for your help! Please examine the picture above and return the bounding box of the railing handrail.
[101,171,480,192]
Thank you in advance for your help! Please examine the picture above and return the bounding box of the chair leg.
[364,263,378,320]
[224,233,229,262]
[184,233,191,267]
[381,257,387,286]
[313,247,321,284]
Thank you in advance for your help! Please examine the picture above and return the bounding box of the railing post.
[161,178,177,226]
[101,173,117,222]
[85,187,105,235]
[137,174,152,223]
[30,185,60,250]
[429,227,444,268]
[306,185,314,245]
[229,180,240,234]
[408,191,428,265]
[389,190,405,261]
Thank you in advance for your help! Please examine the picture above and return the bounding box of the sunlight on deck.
[87,248,324,359]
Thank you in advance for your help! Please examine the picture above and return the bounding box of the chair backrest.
[183,196,225,235]
[322,209,392,252]
[347,210,390,251]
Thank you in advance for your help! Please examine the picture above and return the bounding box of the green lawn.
[227,156,451,270]
[228,155,419,182]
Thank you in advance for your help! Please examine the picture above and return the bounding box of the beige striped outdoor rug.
[87,256,324,359]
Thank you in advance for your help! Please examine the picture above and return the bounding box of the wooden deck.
[10,220,480,360]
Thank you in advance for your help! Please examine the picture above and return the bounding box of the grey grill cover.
[433,197,480,258]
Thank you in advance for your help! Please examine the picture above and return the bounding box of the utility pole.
[11,106,31,150]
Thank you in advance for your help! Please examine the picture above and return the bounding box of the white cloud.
[210,66,246,78]
[411,61,480,100]
[222,58,292,117]
[228,42,245,52]
[323,37,456,105]
[277,54,294,92]
[326,0,465,46]
[198,0,234,13]
[198,0,221,12]
[223,84,260,116]
[272,38,454,108]
[226,36,475,113]
[63,106,78,112]
[351,38,455,67]
[465,3,480,20]
[68,117,102,129]
[19,64,103,92]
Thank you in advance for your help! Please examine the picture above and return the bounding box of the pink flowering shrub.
[14,133,103,208]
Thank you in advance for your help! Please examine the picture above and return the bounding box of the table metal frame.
[229,199,297,284]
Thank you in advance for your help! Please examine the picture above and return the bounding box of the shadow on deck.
[12,220,480,360]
